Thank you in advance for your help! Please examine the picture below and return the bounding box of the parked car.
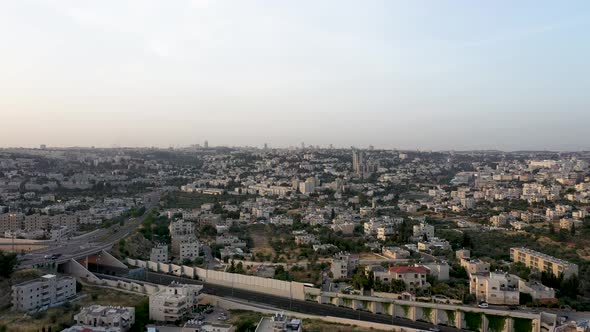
[478,302,489,308]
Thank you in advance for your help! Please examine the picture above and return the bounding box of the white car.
[478,302,489,308]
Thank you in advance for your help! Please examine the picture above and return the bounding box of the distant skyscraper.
[301,142,305,149]
[368,145,374,151]
[204,140,209,149]
[40,144,46,150]
[352,149,364,176]
[329,144,333,150]
[264,143,268,150]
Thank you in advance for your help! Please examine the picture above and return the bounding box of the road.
[18,191,161,269]
[19,218,141,268]
[98,272,467,332]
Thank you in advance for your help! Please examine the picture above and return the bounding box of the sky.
[1,0,589,151]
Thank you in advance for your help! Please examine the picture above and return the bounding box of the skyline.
[1,1,590,150]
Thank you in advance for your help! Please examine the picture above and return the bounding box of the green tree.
[0,251,18,278]
[390,279,407,293]
[571,223,576,236]
[129,299,149,332]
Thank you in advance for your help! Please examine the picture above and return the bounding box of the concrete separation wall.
[203,295,418,332]
[126,258,307,301]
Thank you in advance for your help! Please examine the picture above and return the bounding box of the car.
[478,302,489,308]
[428,328,441,332]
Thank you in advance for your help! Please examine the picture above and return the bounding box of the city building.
[150,244,169,263]
[461,259,491,276]
[62,305,135,332]
[510,247,579,279]
[149,282,202,322]
[518,280,556,302]
[470,272,520,305]
[412,222,434,241]
[381,246,410,260]
[11,274,76,311]
[330,252,359,279]
[383,266,428,291]
[352,149,365,176]
[255,312,302,332]
[179,239,200,261]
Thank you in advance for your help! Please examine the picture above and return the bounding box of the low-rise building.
[421,262,450,281]
[255,312,302,332]
[461,259,491,276]
[456,249,471,260]
[383,266,428,291]
[63,305,135,332]
[510,247,579,279]
[330,252,359,279]
[412,222,434,241]
[381,246,410,260]
[149,283,202,323]
[150,244,169,263]
[11,274,76,311]
[470,272,519,305]
[180,239,200,261]
[518,280,556,302]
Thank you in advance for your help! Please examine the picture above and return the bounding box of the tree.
[129,299,149,332]
[571,224,576,236]
[461,232,472,248]
[0,251,18,278]
[390,279,407,293]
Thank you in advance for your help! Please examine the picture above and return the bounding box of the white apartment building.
[461,259,491,275]
[179,239,200,261]
[382,266,428,291]
[12,274,76,311]
[64,305,135,332]
[50,225,70,241]
[377,224,395,241]
[150,244,169,263]
[330,252,359,279]
[270,215,294,226]
[169,220,195,237]
[255,312,302,332]
[470,272,520,305]
[510,247,579,279]
[149,283,202,323]
[412,222,434,241]
[298,178,315,194]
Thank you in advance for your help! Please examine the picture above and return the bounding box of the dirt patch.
[110,231,153,261]
[248,224,276,258]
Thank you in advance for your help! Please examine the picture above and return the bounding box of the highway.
[18,218,140,268]
[98,272,467,332]
[18,191,161,269]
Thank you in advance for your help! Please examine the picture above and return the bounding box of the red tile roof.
[389,266,428,274]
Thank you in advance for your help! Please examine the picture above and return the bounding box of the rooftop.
[389,266,428,274]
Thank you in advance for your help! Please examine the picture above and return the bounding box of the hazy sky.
[1,1,589,150]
